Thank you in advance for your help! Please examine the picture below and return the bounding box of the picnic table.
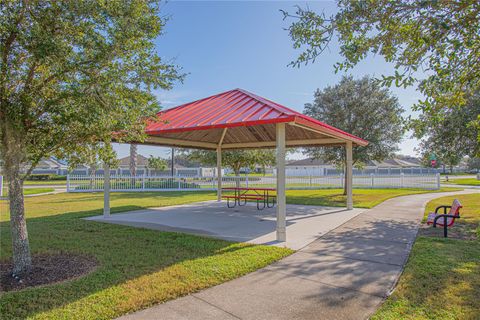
[221,187,276,210]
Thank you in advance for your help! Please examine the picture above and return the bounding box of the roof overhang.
[144,119,367,150]
[142,89,368,150]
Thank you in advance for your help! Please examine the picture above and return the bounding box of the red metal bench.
[426,199,462,238]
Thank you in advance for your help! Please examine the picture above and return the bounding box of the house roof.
[144,89,368,150]
[118,154,149,166]
[37,158,68,169]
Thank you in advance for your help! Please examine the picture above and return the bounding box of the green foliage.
[0,0,184,175]
[415,92,480,164]
[282,1,480,140]
[0,0,183,275]
[147,155,168,171]
[26,174,65,181]
[303,76,404,168]
[467,157,480,171]
[186,149,276,175]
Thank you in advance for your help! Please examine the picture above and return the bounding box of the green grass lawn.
[0,191,292,319]
[284,188,461,208]
[23,180,67,186]
[444,178,480,186]
[372,193,480,320]
[0,188,463,319]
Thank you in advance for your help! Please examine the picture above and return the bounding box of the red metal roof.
[146,88,368,146]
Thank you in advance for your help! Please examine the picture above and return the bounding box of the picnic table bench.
[221,187,276,210]
[426,199,462,238]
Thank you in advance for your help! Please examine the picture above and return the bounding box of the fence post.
[400,173,404,188]
[0,175,3,197]
[142,172,145,190]
[309,175,312,188]
[66,174,70,192]
[246,174,249,188]
[178,177,181,190]
[370,173,374,187]
[436,173,441,189]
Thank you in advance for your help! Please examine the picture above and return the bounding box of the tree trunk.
[129,144,137,176]
[234,168,241,188]
[5,158,32,276]
[89,164,96,190]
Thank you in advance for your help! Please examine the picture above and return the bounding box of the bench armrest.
[435,205,451,214]
[433,214,460,227]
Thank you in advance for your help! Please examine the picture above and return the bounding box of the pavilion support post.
[103,162,111,218]
[346,141,353,210]
[217,147,222,201]
[276,123,286,242]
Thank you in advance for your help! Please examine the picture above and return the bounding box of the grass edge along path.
[372,193,480,320]
[444,178,480,186]
[1,187,55,197]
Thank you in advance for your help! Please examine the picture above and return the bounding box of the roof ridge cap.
[235,88,299,116]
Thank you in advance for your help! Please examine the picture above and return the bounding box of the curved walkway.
[119,190,478,320]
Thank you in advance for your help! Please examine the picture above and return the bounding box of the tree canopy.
[148,155,168,171]
[303,76,404,170]
[282,0,480,139]
[416,92,480,170]
[186,149,276,175]
[0,0,183,275]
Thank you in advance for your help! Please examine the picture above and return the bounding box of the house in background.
[285,156,436,176]
[31,158,69,175]
[115,155,223,177]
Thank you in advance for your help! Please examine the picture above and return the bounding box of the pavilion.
[103,88,368,242]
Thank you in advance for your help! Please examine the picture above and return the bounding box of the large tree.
[282,1,480,140]
[0,1,183,276]
[303,76,404,193]
[415,92,480,172]
[148,155,168,173]
[187,149,276,176]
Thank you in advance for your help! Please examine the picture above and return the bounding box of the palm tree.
[129,144,137,176]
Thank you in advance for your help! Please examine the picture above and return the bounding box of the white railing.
[67,173,440,192]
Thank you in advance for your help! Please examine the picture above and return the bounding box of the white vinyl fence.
[67,173,441,192]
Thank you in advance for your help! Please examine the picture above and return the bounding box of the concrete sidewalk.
[118,190,477,320]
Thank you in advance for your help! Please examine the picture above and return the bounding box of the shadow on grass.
[0,204,278,319]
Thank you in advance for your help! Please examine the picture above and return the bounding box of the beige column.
[346,141,353,210]
[276,123,286,242]
[217,147,222,201]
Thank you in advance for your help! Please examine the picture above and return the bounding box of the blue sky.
[114,0,422,160]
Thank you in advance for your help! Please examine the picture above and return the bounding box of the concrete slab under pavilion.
[88,201,366,250]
